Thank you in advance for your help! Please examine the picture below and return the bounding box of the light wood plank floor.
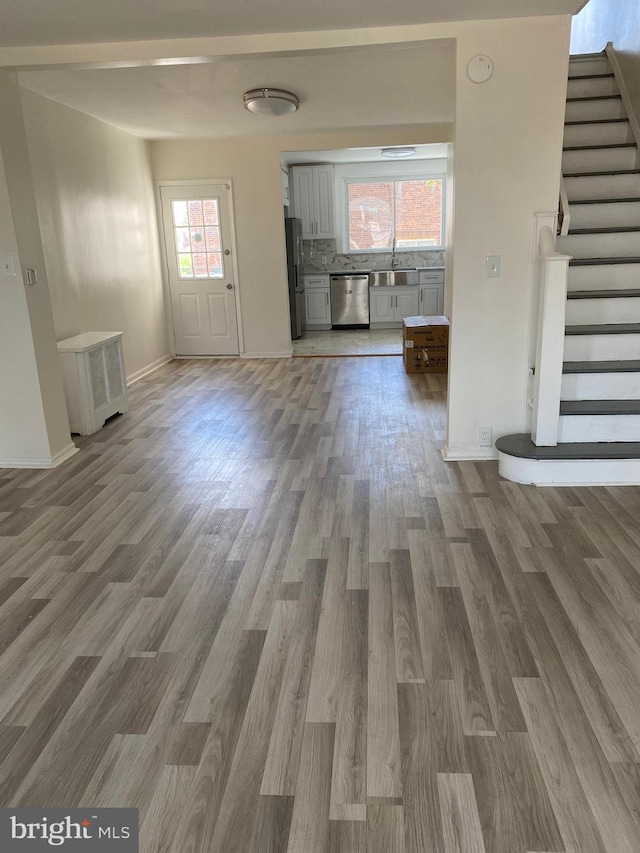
[1,356,640,852]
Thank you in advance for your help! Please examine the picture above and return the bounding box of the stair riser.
[558,231,640,259]
[565,173,640,201]
[558,414,640,442]
[564,122,634,148]
[565,99,627,122]
[565,297,640,325]
[561,372,640,401]
[564,333,640,360]
[569,201,640,229]
[569,58,611,76]
[566,77,619,99]
[563,146,638,174]
[568,263,640,291]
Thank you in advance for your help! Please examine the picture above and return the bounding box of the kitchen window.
[344,176,444,252]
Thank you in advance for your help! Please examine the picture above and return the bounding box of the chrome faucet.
[391,237,398,270]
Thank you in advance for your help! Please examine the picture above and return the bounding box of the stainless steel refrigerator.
[284,217,304,340]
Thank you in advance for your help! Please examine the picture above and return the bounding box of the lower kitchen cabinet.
[303,287,331,329]
[370,285,419,328]
[419,284,444,316]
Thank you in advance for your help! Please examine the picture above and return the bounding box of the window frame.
[336,162,446,254]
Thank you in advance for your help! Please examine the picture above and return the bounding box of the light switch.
[0,256,17,277]
[486,255,500,278]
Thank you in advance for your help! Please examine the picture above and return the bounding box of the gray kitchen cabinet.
[303,274,331,329]
[291,166,335,239]
[370,285,419,328]
[418,268,444,316]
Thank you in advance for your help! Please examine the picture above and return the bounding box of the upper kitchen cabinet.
[291,165,335,239]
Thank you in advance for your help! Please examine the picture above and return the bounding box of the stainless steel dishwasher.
[330,274,370,329]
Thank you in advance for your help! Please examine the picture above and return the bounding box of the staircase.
[496,50,640,484]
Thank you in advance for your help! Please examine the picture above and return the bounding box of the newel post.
[531,226,571,446]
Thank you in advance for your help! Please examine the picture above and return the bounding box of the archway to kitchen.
[281,143,451,359]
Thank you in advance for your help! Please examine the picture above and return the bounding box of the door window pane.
[172,201,189,227]
[203,199,219,225]
[205,226,221,252]
[187,200,204,226]
[175,227,191,252]
[193,253,208,278]
[171,198,224,279]
[178,254,194,278]
[207,253,223,277]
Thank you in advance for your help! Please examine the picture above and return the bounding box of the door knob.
[224,249,230,255]
[226,283,233,290]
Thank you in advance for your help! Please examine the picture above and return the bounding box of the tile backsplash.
[301,239,445,273]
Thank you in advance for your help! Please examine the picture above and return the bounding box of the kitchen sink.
[369,269,419,287]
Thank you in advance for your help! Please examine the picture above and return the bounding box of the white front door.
[160,184,239,355]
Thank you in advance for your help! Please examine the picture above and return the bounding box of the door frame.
[156,178,245,357]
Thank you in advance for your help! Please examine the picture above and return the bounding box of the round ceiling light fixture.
[243,88,299,117]
[380,147,417,158]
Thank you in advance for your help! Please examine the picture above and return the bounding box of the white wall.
[0,71,75,467]
[21,89,170,381]
[571,0,640,128]
[446,16,571,457]
[151,124,453,358]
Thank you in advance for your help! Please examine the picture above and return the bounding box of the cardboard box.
[403,316,449,374]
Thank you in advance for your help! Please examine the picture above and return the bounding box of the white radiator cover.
[57,332,129,435]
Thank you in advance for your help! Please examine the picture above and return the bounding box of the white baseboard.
[606,42,640,150]
[241,351,293,359]
[127,353,173,385]
[498,450,640,486]
[0,441,78,470]
[441,447,499,462]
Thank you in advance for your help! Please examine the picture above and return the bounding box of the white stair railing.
[558,178,571,236]
[531,226,572,446]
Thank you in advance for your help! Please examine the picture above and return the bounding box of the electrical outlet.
[321,255,327,265]
[479,426,492,447]
[485,255,500,278]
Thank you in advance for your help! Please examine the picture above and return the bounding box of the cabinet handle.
[326,292,329,305]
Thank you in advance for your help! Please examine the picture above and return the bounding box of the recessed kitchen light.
[381,147,416,158]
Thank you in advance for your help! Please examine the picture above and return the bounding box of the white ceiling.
[18,42,456,139]
[5,0,584,141]
[0,0,583,48]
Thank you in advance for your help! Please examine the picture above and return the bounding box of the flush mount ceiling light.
[243,88,299,116]
[381,147,417,158]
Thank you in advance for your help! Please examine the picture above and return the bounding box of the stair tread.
[564,118,628,125]
[565,322,640,334]
[570,51,607,59]
[563,143,636,151]
[563,360,640,373]
[560,399,640,415]
[567,73,615,80]
[569,257,640,267]
[566,94,622,102]
[567,289,640,299]
[569,197,640,205]
[568,225,640,233]
[496,433,640,460]
[564,169,640,177]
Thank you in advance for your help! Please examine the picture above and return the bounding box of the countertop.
[302,266,444,276]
